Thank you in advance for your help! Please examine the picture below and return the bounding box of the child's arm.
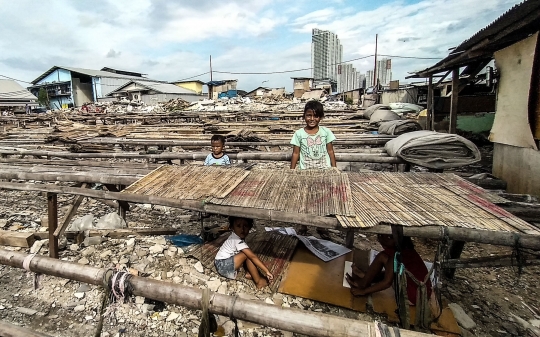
[326,143,337,167]
[353,254,394,296]
[290,146,300,169]
[241,248,274,280]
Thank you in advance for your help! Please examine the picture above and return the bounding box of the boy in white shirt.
[204,135,231,166]
[214,217,274,289]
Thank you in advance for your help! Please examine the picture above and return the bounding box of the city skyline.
[0,0,522,92]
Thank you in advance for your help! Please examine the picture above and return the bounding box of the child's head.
[303,101,324,118]
[210,135,226,156]
[303,101,324,129]
[377,234,414,250]
[228,216,254,239]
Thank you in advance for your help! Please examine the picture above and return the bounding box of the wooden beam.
[449,68,459,134]
[427,75,433,130]
[47,193,58,259]
[0,230,35,248]
[1,182,539,249]
[53,183,88,238]
[443,254,540,269]
[64,227,178,239]
[444,240,466,279]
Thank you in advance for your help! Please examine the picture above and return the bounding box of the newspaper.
[264,227,351,262]
[296,235,351,262]
[264,227,297,236]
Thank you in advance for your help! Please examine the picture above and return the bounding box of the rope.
[22,253,42,290]
[103,270,133,322]
[198,288,217,336]
[228,295,240,337]
[511,234,525,277]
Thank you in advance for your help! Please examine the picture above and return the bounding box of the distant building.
[207,80,237,99]
[291,77,314,98]
[105,80,203,104]
[376,58,393,86]
[311,29,342,84]
[366,70,374,87]
[338,63,362,92]
[170,80,205,95]
[28,66,159,109]
[0,79,38,109]
[244,87,285,98]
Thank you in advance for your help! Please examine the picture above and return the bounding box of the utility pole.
[209,55,213,99]
[373,34,378,87]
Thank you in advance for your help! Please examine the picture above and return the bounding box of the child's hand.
[266,272,274,281]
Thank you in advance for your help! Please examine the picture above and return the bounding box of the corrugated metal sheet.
[0,80,37,100]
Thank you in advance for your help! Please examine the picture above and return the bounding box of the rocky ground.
[0,158,538,337]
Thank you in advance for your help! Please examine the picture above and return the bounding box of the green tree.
[37,88,49,108]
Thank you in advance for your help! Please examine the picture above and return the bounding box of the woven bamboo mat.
[123,165,250,200]
[337,172,539,235]
[207,169,354,216]
[189,231,298,292]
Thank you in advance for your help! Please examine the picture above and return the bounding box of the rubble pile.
[160,98,191,111]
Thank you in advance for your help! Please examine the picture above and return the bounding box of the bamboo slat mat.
[338,172,539,235]
[207,169,354,217]
[122,165,250,200]
[189,231,298,292]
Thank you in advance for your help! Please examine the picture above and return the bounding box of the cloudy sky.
[0,0,521,92]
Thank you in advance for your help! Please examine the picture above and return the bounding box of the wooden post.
[47,193,59,259]
[444,240,465,279]
[449,68,459,134]
[427,75,433,130]
[345,230,354,248]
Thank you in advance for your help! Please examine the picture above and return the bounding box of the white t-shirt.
[215,232,249,260]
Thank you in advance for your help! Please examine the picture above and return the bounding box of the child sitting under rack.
[204,135,231,166]
[214,217,274,289]
[346,234,432,305]
[290,100,337,239]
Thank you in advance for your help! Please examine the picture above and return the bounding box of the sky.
[0,0,522,92]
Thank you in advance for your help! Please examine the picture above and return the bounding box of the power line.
[0,74,33,84]
[379,54,442,60]
[173,71,210,82]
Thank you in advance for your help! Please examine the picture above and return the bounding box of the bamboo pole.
[0,170,140,186]
[0,249,430,337]
[0,181,539,249]
[47,193,58,259]
[0,150,403,163]
[0,321,53,337]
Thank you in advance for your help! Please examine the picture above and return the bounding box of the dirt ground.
[0,151,538,337]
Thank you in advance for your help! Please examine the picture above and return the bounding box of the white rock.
[81,246,95,256]
[99,250,113,258]
[149,245,164,254]
[448,303,476,330]
[126,238,135,246]
[135,296,145,304]
[217,283,228,295]
[30,240,48,254]
[16,307,37,315]
[194,261,204,273]
[83,236,104,247]
[265,298,274,305]
[74,292,85,299]
[206,279,221,292]
[73,304,84,312]
[166,312,180,322]
[69,244,79,251]
[78,257,89,265]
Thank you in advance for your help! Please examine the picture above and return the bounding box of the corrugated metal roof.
[31,66,163,85]
[410,0,540,77]
[0,79,38,101]
[107,80,200,96]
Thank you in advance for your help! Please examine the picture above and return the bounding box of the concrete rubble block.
[74,292,85,299]
[16,307,37,315]
[206,279,221,292]
[194,261,204,273]
[99,249,113,258]
[126,238,135,246]
[166,312,180,322]
[96,212,126,229]
[81,246,96,256]
[149,244,164,254]
[30,239,48,254]
[448,303,477,330]
[83,236,104,247]
[78,257,90,265]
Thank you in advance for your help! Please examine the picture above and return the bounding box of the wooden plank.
[48,193,58,258]
[54,183,88,237]
[449,68,459,134]
[0,230,36,248]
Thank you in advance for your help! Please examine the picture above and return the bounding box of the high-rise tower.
[311,28,343,85]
